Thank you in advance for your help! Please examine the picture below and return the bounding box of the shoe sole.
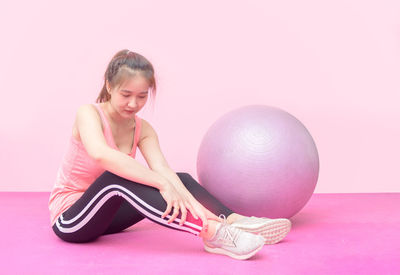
[232,218,291,245]
[203,243,264,260]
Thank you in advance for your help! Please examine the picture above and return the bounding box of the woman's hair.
[96,49,157,104]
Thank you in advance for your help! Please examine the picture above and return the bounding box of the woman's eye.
[122,94,146,99]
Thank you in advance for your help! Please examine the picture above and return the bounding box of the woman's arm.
[138,119,191,194]
[76,104,169,190]
[154,166,193,195]
[138,118,221,222]
[97,147,169,190]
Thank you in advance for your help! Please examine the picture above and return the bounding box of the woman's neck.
[102,102,135,130]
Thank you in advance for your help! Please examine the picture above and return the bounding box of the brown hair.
[96,49,157,105]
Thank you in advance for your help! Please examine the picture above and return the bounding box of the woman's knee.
[176,172,199,188]
[176,172,191,181]
[98,170,126,183]
[177,172,189,176]
[91,171,132,190]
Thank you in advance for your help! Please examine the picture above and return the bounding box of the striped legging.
[52,171,234,243]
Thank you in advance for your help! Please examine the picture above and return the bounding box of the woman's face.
[108,75,150,119]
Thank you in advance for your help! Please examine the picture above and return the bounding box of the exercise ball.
[196,105,319,219]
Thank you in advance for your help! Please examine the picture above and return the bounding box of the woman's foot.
[229,215,291,245]
[201,214,265,260]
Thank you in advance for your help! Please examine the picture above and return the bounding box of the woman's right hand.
[159,182,207,227]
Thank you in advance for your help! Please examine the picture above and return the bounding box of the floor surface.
[1,192,399,275]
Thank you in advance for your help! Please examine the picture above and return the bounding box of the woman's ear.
[105,80,111,93]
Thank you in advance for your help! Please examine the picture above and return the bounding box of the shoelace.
[217,214,242,248]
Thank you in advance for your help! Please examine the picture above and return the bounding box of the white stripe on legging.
[56,184,202,235]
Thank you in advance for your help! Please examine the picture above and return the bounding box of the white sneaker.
[203,214,265,260]
[230,216,291,245]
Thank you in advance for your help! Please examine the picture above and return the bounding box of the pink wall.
[0,1,399,192]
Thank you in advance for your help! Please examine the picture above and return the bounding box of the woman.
[48,49,291,260]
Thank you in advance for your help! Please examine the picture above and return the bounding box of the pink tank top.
[48,103,142,226]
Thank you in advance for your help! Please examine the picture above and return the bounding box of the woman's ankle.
[200,214,247,240]
[200,219,219,241]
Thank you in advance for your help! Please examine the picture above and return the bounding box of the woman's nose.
[128,99,137,108]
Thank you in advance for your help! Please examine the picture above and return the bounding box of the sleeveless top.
[48,103,142,226]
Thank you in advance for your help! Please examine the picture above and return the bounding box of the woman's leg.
[101,199,145,235]
[100,172,236,236]
[52,171,203,243]
[176,172,235,218]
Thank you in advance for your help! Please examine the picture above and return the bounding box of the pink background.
[0,1,399,192]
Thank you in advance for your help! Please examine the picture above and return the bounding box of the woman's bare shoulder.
[138,118,157,144]
[77,103,98,113]
[72,103,103,141]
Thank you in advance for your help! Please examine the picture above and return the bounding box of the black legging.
[52,171,234,243]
